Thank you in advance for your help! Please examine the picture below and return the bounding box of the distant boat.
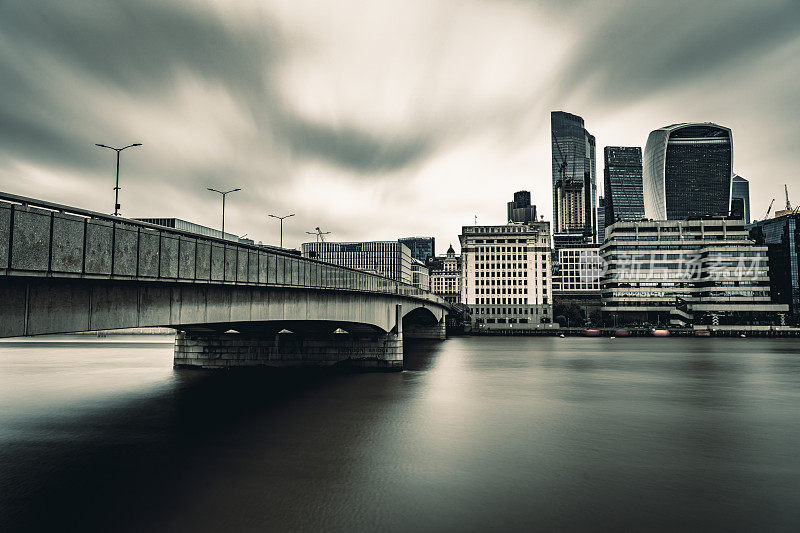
[614,329,630,337]
[652,329,670,337]
[583,329,601,337]
[740,334,747,338]
[695,330,711,337]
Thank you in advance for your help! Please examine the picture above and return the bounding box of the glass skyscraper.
[603,146,644,227]
[551,111,596,243]
[643,123,732,220]
[731,175,750,223]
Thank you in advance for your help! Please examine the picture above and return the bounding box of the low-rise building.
[411,259,430,291]
[459,222,552,329]
[301,241,412,284]
[551,243,603,325]
[429,245,461,304]
[600,218,788,326]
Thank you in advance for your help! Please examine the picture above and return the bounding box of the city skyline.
[1,1,799,252]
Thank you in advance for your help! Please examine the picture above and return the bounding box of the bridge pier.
[404,319,446,340]
[174,330,403,371]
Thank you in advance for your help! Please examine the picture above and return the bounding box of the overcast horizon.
[2,0,799,253]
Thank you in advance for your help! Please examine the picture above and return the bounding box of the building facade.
[398,237,435,263]
[429,245,461,304]
[459,222,552,329]
[410,259,430,291]
[135,217,238,241]
[748,213,800,321]
[301,241,412,284]
[551,111,597,245]
[731,175,751,224]
[643,123,733,220]
[604,146,644,227]
[507,190,537,224]
[600,218,787,326]
[597,197,606,240]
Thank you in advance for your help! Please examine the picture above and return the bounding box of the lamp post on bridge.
[268,213,295,248]
[94,143,142,216]
[207,187,241,240]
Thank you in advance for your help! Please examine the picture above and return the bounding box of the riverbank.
[469,325,800,337]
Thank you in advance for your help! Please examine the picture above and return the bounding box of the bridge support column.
[403,318,446,340]
[174,330,403,371]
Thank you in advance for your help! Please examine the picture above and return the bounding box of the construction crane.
[785,184,792,211]
[764,198,775,220]
[305,226,331,243]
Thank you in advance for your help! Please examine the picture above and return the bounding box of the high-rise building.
[459,222,552,329]
[731,175,750,223]
[643,122,733,220]
[507,190,537,224]
[604,146,644,227]
[398,237,435,263]
[301,241,412,284]
[551,111,597,244]
[597,197,606,239]
[600,218,787,326]
[748,212,800,321]
[410,259,430,291]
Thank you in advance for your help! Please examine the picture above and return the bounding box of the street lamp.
[268,213,295,248]
[95,143,142,216]
[207,187,241,240]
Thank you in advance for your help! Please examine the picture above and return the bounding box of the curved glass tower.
[643,123,732,220]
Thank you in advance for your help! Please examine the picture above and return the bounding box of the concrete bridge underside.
[0,277,446,370]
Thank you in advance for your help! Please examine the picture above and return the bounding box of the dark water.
[2,336,800,532]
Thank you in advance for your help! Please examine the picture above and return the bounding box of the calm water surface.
[1,335,800,532]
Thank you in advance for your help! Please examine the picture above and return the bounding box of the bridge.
[0,192,449,371]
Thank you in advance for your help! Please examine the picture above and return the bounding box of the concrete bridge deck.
[0,191,449,369]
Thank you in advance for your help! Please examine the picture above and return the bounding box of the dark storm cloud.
[0,0,430,177]
[553,0,800,101]
[283,119,430,172]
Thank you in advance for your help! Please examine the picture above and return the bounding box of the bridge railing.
[0,192,446,306]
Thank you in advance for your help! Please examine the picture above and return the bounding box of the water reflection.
[1,336,800,531]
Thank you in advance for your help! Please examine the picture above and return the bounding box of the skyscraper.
[551,111,597,243]
[643,122,733,220]
[731,175,750,223]
[597,197,606,239]
[507,190,537,224]
[603,146,644,226]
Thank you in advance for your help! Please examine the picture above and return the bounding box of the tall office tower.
[643,122,733,220]
[597,197,606,239]
[604,146,645,227]
[551,111,597,244]
[731,175,750,223]
[507,190,537,224]
[398,237,435,263]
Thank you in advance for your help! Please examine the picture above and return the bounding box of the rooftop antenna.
[474,214,478,225]
[785,184,792,211]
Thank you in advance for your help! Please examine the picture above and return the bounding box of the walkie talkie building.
[643,123,733,220]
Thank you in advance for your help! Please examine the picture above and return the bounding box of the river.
[1,335,800,531]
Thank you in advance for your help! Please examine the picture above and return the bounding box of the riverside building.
[748,212,800,322]
[600,218,787,326]
[459,222,552,329]
[301,241,412,284]
[410,258,430,291]
[429,245,461,304]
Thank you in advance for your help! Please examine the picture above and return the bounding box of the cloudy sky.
[1,0,799,252]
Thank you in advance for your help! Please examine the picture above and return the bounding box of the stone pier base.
[404,320,447,340]
[174,331,403,371]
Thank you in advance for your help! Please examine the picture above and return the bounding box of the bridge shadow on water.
[0,342,445,533]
